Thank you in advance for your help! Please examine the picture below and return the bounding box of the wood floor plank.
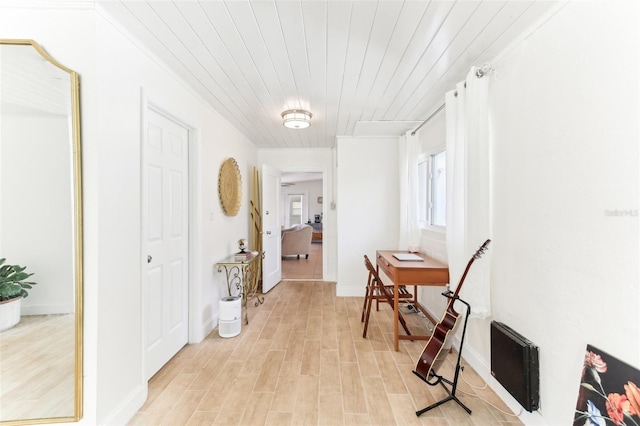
[319,391,345,425]
[196,362,243,412]
[337,329,358,363]
[319,349,341,393]
[211,409,243,426]
[270,373,298,412]
[161,390,206,426]
[354,340,379,377]
[240,391,274,425]
[361,376,397,425]
[221,374,260,412]
[264,411,293,425]
[284,330,306,363]
[185,410,218,425]
[300,339,321,376]
[375,350,409,394]
[294,375,319,417]
[340,362,368,414]
[254,350,285,392]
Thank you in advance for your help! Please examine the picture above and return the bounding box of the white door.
[261,164,281,293]
[143,108,189,379]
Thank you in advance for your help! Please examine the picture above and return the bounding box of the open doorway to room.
[280,172,323,280]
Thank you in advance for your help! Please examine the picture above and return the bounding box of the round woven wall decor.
[218,158,242,216]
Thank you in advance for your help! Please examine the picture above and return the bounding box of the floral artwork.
[574,344,640,425]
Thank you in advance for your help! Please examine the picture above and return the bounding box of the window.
[287,194,303,226]
[418,150,446,227]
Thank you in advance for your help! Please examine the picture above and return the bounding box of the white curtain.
[399,131,420,250]
[445,66,492,318]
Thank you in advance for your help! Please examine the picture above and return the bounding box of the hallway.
[130,281,522,425]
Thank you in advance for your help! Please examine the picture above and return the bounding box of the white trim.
[99,384,147,426]
[335,284,364,298]
[187,128,205,344]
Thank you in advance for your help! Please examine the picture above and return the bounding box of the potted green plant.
[0,258,37,332]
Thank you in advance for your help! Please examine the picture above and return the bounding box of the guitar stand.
[414,292,472,417]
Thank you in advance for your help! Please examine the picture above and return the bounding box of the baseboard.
[99,383,147,426]
[454,336,548,425]
[191,314,215,343]
[336,284,364,297]
[22,303,74,315]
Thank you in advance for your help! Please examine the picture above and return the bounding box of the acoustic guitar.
[413,239,491,382]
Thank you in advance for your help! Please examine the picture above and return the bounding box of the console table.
[216,253,263,324]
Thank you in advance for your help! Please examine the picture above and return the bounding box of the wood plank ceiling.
[98,0,558,149]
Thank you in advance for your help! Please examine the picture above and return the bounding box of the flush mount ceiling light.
[281,109,312,129]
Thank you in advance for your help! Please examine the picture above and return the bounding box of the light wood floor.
[281,242,322,280]
[130,281,522,426]
[0,314,75,422]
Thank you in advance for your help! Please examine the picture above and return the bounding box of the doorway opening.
[281,172,323,280]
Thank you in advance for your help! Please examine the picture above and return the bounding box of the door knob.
[266,231,271,235]
[147,255,152,263]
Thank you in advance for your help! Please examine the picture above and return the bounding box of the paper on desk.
[392,253,423,261]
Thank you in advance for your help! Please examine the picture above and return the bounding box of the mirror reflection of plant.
[0,258,37,301]
[575,350,640,426]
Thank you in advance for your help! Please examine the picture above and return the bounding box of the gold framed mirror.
[0,39,83,424]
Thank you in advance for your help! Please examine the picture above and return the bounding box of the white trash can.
[218,296,241,338]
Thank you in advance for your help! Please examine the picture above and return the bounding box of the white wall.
[94,10,257,423]
[257,148,335,281]
[1,115,75,315]
[335,137,400,296]
[461,2,639,425]
[1,4,258,425]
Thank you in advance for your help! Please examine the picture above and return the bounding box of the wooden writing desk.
[376,250,449,351]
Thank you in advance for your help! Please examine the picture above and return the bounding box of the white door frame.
[279,167,328,280]
[140,92,200,388]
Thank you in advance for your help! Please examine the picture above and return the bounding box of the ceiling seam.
[274,0,307,148]
[118,0,260,140]
[194,1,284,148]
[342,0,380,136]
[396,0,519,122]
[351,0,407,129]
[142,0,268,144]
[333,1,354,142]
[247,0,299,148]
[357,0,435,123]
[371,0,449,121]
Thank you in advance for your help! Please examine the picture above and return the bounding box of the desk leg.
[394,283,399,351]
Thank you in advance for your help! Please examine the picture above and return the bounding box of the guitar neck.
[450,239,491,299]
[450,258,475,299]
